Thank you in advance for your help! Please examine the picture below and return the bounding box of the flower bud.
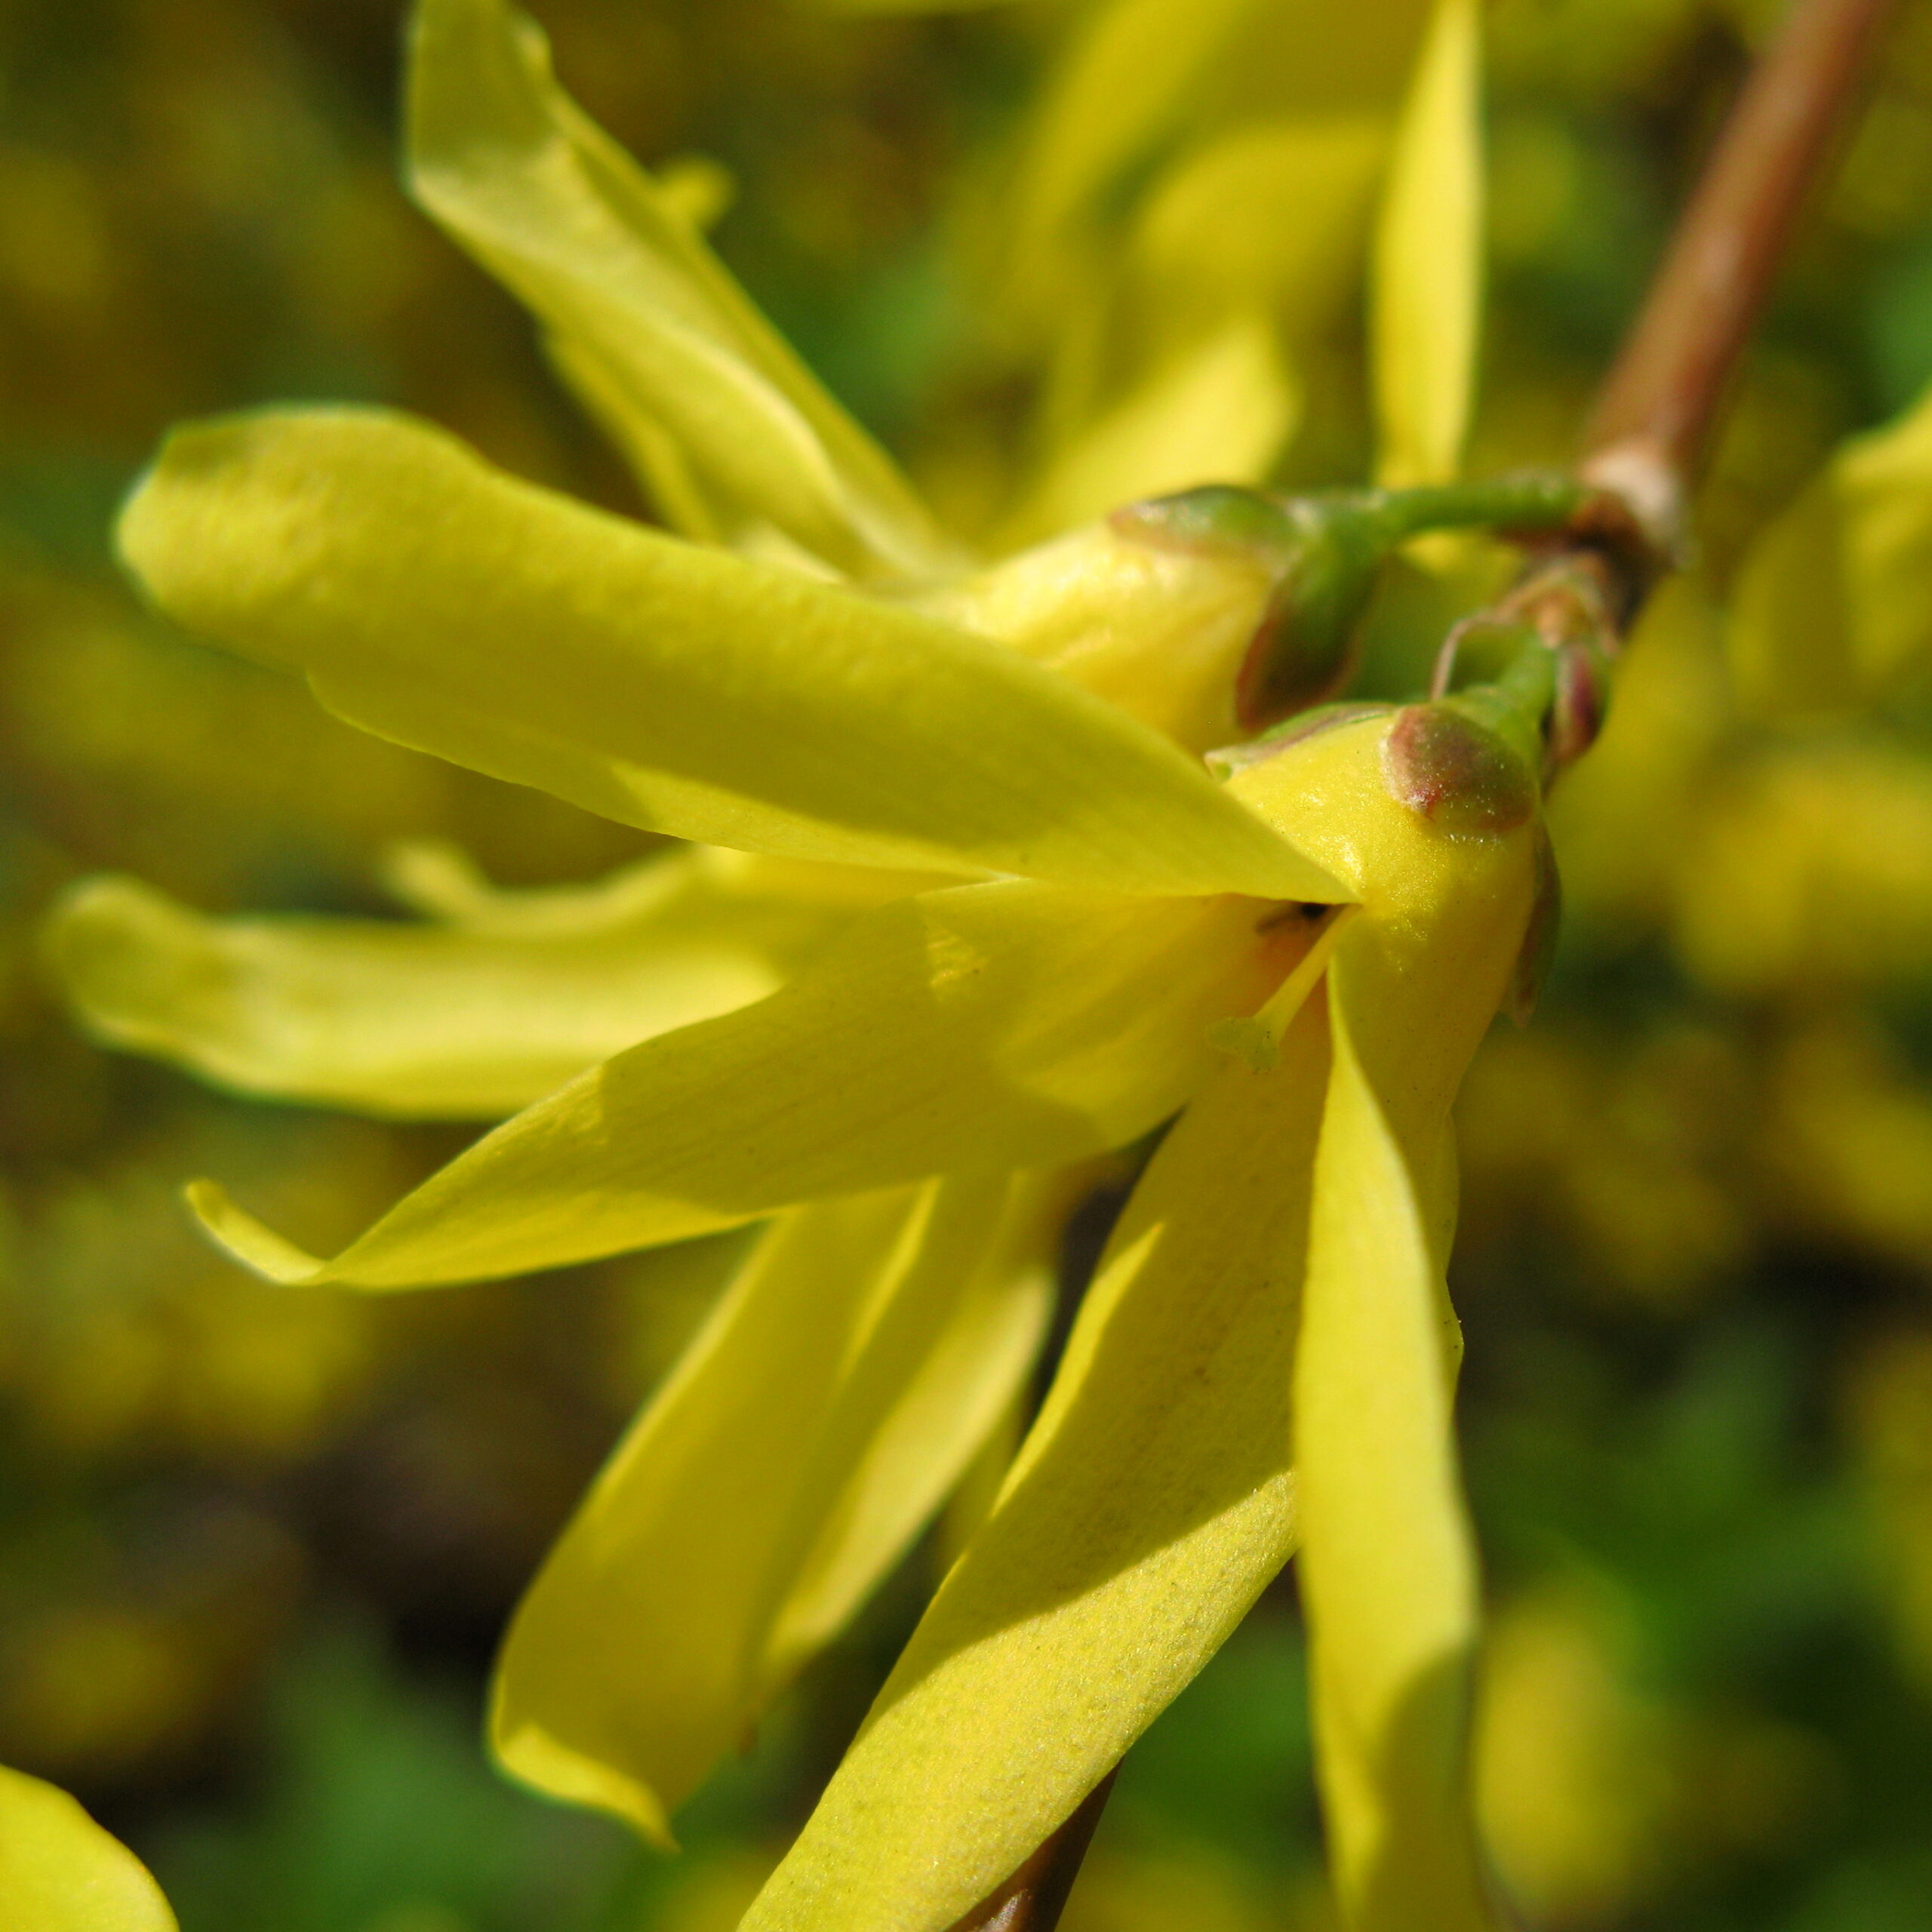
[1113,485,1393,733]
[911,501,1284,753]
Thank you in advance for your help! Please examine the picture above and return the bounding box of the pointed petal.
[740,993,1331,1932]
[118,409,1339,904]
[45,850,853,1118]
[0,1763,177,1932]
[188,879,1308,1288]
[406,0,947,578]
[492,1172,1060,1841]
[1372,0,1481,488]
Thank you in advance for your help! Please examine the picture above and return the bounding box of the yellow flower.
[46,0,1543,1925]
[0,1761,177,1932]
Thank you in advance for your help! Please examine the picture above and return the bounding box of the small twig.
[1580,0,1900,551]
[943,1773,1118,1932]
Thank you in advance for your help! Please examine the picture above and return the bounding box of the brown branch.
[1580,0,1900,549]
[944,1773,1118,1932]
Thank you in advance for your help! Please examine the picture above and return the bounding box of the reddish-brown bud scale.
[1381,703,1540,835]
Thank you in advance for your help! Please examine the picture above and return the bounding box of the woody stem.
[1580,0,1900,552]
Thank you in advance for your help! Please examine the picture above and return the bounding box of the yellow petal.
[118,409,1339,905]
[1003,313,1301,547]
[1235,716,1533,1932]
[493,1172,1062,1841]
[1729,378,1932,716]
[1372,0,1482,488]
[189,879,1307,1288]
[407,0,947,579]
[45,849,854,1118]
[740,993,1331,1931]
[1294,967,1498,1932]
[0,1763,177,1932]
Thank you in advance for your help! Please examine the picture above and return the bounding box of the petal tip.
[491,1714,678,1850]
[186,1180,329,1285]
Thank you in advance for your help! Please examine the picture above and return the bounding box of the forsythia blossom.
[29,0,1553,1927]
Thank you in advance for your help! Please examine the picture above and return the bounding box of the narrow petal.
[118,409,1340,905]
[45,848,854,1118]
[1729,378,1932,715]
[1371,0,1481,488]
[1294,964,1497,1932]
[0,1763,177,1932]
[407,0,948,578]
[493,1172,1061,1841]
[188,879,1310,1288]
[741,993,1331,1932]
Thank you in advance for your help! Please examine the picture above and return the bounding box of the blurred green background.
[7,1,1932,1927]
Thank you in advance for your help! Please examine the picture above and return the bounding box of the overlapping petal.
[46,851,860,1118]
[118,408,1340,904]
[407,0,949,578]
[740,994,1332,1932]
[0,1763,177,1932]
[494,1171,1063,1841]
[189,878,1310,1289]
[1372,0,1481,488]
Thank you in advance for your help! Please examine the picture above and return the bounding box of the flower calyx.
[1117,470,1595,737]
[1380,697,1541,836]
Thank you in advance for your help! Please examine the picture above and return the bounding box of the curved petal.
[407,0,948,579]
[45,849,855,1118]
[493,1171,1064,1841]
[740,992,1331,1932]
[1371,0,1481,488]
[189,878,1310,1289]
[118,409,1341,905]
[0,1763,177,1932]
